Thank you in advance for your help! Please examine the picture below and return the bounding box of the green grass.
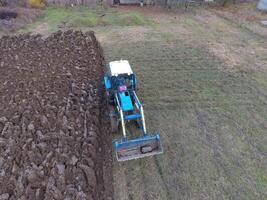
[28,7,98,31]
[100,12,154,26]
[101,9,267,199]
[21,7,69,33]
[22,7,153,34]
[44,7,69,26]
[256,170,267,191]
[251,72,267,89]
[106,37,267,200]
[69,12,98,27]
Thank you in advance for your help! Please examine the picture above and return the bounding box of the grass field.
[99,6,267,200]
[2,3,267,200]
[20,7,154,34]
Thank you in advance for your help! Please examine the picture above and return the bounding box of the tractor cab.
[104,60,136,109]
[107,60,136,92]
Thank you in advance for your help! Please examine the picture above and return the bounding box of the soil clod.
[0,30,113,200]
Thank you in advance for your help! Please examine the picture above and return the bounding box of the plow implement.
[115,133,163,161]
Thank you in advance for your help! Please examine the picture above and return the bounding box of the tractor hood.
[118,92,133,112]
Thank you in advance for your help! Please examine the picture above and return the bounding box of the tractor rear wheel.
[110,116,119,133]
[109,106,119,133]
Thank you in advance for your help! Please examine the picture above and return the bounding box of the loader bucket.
[114,133,163,162]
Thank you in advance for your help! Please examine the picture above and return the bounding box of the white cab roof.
[109,60,133,76]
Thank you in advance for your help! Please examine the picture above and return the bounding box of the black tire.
[109,106,119,133]
[135,118,142,129]
[110,116,119,133]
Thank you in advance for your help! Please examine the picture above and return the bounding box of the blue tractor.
[104,60,163,162]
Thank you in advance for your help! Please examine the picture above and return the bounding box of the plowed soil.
[0,30,113,200]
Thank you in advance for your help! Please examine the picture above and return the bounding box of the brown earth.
[0,30,113,200]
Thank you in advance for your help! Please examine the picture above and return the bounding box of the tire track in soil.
[140,160,150,200]
[113,165,129,200]
[113,126,131,200]
[126,124,147,200]
[154,157,171,200]
[113,123,163,200]
[126,119,169,200]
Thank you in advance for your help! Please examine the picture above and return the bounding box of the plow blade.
[114,133,163,162]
